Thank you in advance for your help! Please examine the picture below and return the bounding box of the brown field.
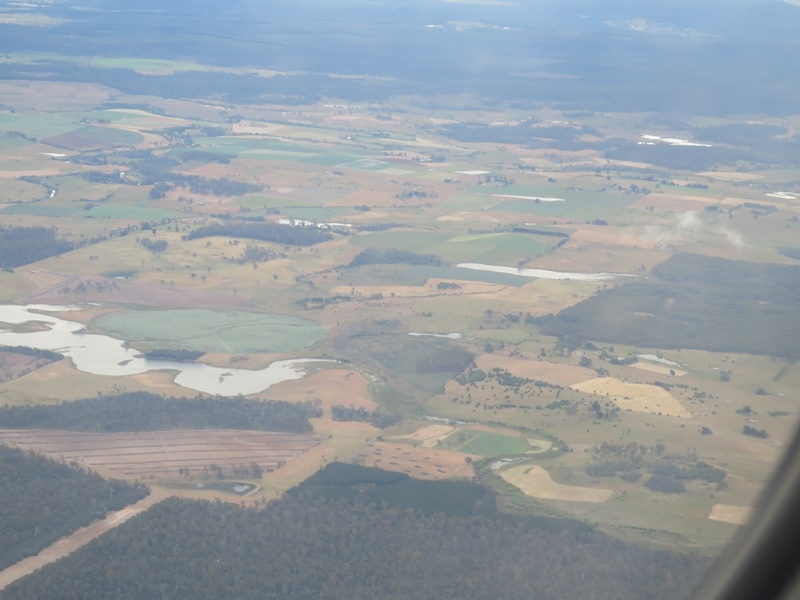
[265,369,377,416]
[709,504,753,525]
[0,351,56,383]
[501,464,613,502]
[476,354,596,387]
[357,441,477,479]
[391,424,455,448]
[698,171,764,182]
[571,377,692,418]
[0,429,322,480]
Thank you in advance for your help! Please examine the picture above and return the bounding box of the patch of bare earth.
[0,429,322,480]
[571,376,692,418]
[358,441,477,480]
[265,369,377,417]
[709,504,753,525]
[501,464,613,502]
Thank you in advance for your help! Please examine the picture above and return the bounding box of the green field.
[93,309,326,353]
[84,204,182,220]
[486,184,635,220]
[443,430,530,456]
[41,125,144,150]
[352,231,543,265]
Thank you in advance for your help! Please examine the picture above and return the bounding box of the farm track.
[0,492,165,592]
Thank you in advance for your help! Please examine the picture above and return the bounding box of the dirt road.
[0,492,165,591]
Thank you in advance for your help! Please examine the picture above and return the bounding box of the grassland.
[93,309,326,353]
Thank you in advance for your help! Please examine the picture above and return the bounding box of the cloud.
[643,210,745,249]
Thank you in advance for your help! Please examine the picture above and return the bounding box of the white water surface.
[456,263,634,281]
[0,305,328,395]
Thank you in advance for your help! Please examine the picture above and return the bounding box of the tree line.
[185,222,333,246]
[0,392,322,433]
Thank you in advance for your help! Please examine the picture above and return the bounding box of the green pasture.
[0,133,33,151]
[0,112,78,140]
[195,136,369,167]
[485,184,635,220]
[41,125,143,150]
[93,309,326,353]
[278,206,351,221]
[84,204,181,220]
[351,231,542,265]
[442,430,530,456]
[409,265,530,287]
[0,178,47,203]
[0,203,80,217]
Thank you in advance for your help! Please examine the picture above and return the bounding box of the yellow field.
[708,504,753,525]
[392,424,455,448]
[571,377,692,418]
[501,464,613,502]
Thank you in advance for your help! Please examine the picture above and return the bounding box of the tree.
[579,356,593,368]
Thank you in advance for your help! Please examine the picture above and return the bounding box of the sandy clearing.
[501,464,613,502]
[709,504,753,525]
[359,441,477,480]
[631,363,687,377]
[392,424,455,448]
[571,377,691,418]
[0,492,165,592]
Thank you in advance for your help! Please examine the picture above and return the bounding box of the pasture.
[41,125,144,150]
[93,309,326,353]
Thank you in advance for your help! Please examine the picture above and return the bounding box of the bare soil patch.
[358,441,477,480]
[391,424,455,448]
[265,369,377,417]
[571,377,691,418]
[708,504,753,525]
[0,429,322,480]
[0,351,56,383]
[476,354,595,387]
[501,464,613,502]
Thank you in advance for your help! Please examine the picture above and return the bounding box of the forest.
[185,222,334,246]
[0,444,148,572]
[349,248,442,267]
[541,254,800,359]
[0,392,322,433]
[0,490,708,600]
[0,226,73,269]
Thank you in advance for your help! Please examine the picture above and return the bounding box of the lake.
[0,304,329,396]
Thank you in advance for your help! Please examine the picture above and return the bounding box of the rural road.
[0,492,165,592]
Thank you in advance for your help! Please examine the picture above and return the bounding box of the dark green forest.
[185,222,333,246]
[0,392,321,433]
[542,254,800,359]
[0,492,707,600]
[0,444,148,572]
[0,226,73,269]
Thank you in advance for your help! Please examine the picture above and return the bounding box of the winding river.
[0,305,329,396]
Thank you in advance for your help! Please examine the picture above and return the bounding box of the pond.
[456,262,635,282]
[0,305,330,396]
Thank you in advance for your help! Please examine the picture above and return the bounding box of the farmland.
[0,39,796,558]
[0,429,322,482]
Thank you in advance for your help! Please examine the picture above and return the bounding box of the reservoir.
[0,304,328,396]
